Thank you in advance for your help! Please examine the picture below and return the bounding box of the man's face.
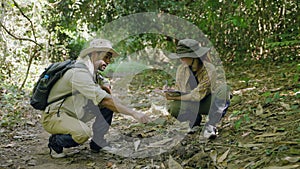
[102,52,112,64]
[97,60,107,71]
[93,52,113,71]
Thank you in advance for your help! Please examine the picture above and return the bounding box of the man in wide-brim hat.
[79,38,119,58]
[165,39,230,139]
[42,38,150,158]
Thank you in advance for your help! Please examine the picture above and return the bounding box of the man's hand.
[133,112,151,123]
[101,85,111,94]
[101,96,151,124]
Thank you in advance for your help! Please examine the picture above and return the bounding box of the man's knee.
[71,123,92,144]
[72,130,91,144]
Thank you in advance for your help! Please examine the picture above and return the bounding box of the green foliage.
[39,0,299,62]
[263,92,282,105]
[1,0,298,86]
[67,37,86,59]
[0,83,25,129]
[231,110,251,130]
[129,69,175,90]
[103,59,149,75]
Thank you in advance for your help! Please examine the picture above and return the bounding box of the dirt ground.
[0,62,299,169]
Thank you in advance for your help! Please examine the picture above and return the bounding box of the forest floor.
[0,61,299,169]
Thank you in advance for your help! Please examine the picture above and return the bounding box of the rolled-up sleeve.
[189,74,210,101]
[190,64,214,101]
[70,68,108,105]
[175,63,212,102]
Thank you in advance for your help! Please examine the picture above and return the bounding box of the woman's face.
[180,57,193,66]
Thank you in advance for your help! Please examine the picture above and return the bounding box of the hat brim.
[169,47,210,59]
[79,47,119,58]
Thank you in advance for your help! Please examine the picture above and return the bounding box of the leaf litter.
[0,62,299,169]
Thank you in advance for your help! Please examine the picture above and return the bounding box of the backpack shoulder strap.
[47,62,87,106]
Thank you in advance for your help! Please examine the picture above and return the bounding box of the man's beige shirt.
[45,59,108,120]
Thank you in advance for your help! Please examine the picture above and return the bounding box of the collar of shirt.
[86,58,95,76]
[78,55,95,76]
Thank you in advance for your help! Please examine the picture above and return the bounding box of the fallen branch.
[278,118,300,125]
[276,141,299,145]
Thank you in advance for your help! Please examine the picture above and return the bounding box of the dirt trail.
[1,62,299,169]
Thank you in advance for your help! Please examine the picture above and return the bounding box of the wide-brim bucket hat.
[169,39,210,59]
[79,39,119,58]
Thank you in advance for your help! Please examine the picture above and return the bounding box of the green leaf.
[234,119,243,130]
[291,105,299,110]
[262,91,271,97]
[265,149,272,156]
[232,110,242,117]
[244,114,250,123]
[273,92,280,100]
[294,74,299,83]
[265,97,273,104]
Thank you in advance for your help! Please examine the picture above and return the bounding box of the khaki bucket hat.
[169,39,210,59]
[79,39,119,58]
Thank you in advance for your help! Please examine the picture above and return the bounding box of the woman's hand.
[163,80,169,90]
[165,92,174,100]
[165,92,182,100]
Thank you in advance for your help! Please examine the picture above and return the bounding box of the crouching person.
[165,39,230,139]
[41,39,150,158]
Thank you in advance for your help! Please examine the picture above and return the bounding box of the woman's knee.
[167,101,180,118]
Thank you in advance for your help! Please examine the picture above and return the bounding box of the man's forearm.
[100,96,138,117]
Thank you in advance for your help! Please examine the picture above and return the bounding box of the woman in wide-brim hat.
[165,39,230,139]
[169,39,210,59]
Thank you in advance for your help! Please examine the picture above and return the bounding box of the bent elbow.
[100,97,113,107]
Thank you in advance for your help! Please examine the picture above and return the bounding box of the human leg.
[48,134,79,158]
[90,107,114,152]
[167,95,211,128]
[42,112,92,157]
[203,85,230,139]
[206,84,230,127]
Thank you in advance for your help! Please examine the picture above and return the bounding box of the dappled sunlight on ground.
[0,62,299,168]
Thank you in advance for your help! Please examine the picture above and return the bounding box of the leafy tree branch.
[20,45,40,90]
[0,21,42,48]
[12,0,38,42]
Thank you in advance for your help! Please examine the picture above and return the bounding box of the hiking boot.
[101,145,118,153]
[188,126,200,134]
[90,140,116,153]
[90,140,101,153]
[48,135,66,158]
[203,125,218,139]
